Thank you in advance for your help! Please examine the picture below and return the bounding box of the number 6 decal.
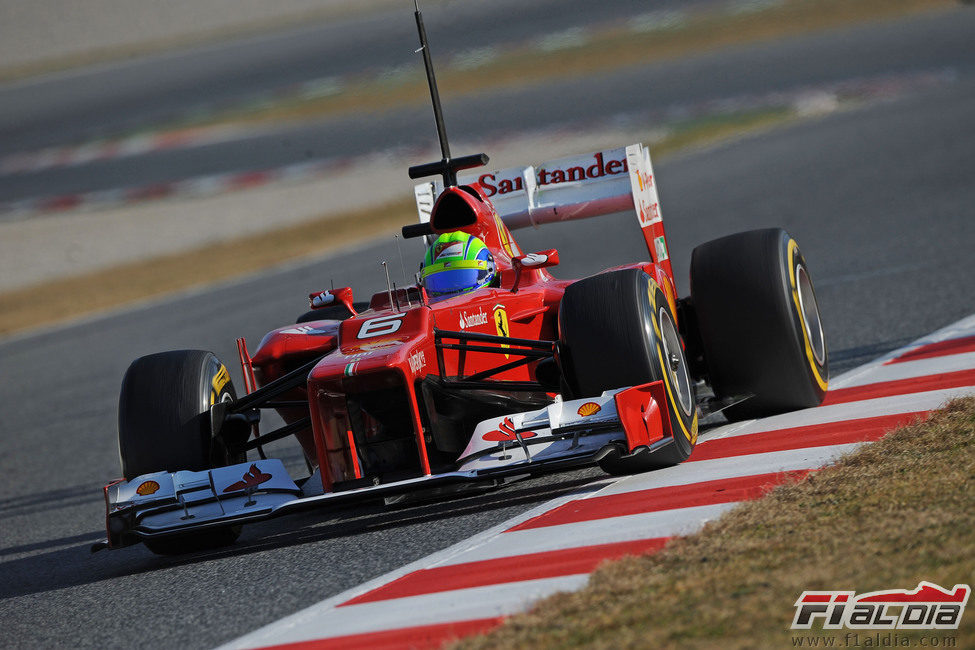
[357,314,405,339]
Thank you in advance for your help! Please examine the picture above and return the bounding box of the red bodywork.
[244,182,679,493]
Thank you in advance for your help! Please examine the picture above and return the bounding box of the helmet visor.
[423,262,493,298]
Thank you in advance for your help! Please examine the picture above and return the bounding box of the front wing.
[96,382,678,551]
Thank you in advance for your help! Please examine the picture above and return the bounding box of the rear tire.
[117,350,244,554]
[690,228,828,420]
[559,269,698,473]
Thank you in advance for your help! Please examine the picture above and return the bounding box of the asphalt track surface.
[2,13,975,650]
[0,0,691,153]
[2,8,974,204]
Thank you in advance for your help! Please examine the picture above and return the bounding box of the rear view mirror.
[308,287,357,315]
[513,250,559,270]
[511,249,559,292]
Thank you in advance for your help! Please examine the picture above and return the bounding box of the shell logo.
[577,402,601,417]
[136,480,160,496]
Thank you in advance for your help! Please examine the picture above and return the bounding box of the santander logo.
[478,152,628,198]
[459,309,489,330]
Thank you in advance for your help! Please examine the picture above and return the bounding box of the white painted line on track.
[593,443,861,499]
[829,314,975,388]
[442,503,736,567]
[706,386,971,442]
[218,574,590,649]
[834,351,975,387]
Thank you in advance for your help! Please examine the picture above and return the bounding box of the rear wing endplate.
[414,143,673,277]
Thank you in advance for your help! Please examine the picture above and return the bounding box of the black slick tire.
[117,350,244,554]
[690,228,828,420]
[558,269,698,473]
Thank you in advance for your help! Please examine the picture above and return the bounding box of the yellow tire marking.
[787,240,828,392]
[211,364,231,395]
[649,280,697,445]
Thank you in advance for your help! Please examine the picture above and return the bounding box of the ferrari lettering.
[357,314,405,339]
[478,153,628,198]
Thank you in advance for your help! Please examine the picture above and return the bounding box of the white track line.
[221,575,590,649]
[706,386,970,442]
[835,351,975,387]
[592,443,861,499]
[448,503,737,567]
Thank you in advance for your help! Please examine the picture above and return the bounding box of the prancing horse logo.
[493,305,510,359]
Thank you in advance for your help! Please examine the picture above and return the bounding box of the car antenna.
[393,234,412,307]
[407,0,489,187]
[382,260,396,312]
[394,234,409,283]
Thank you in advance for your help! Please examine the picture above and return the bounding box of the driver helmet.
[419,232,496,301]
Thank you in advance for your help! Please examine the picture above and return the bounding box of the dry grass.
[454,397,975,649]
[193,0,951,130]
[0,198,415,337]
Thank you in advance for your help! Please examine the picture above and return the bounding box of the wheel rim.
[796,264,826,366]
[658,307,694,416]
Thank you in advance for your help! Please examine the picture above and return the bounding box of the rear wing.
[414,143,673,279]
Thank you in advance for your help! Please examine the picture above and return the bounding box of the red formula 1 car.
[96,9,828,555]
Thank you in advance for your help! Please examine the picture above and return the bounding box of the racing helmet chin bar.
[408,0,488,188]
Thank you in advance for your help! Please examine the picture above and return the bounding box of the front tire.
[690,228,828,420]
[559,269,698,473]
[117,350,244,554]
